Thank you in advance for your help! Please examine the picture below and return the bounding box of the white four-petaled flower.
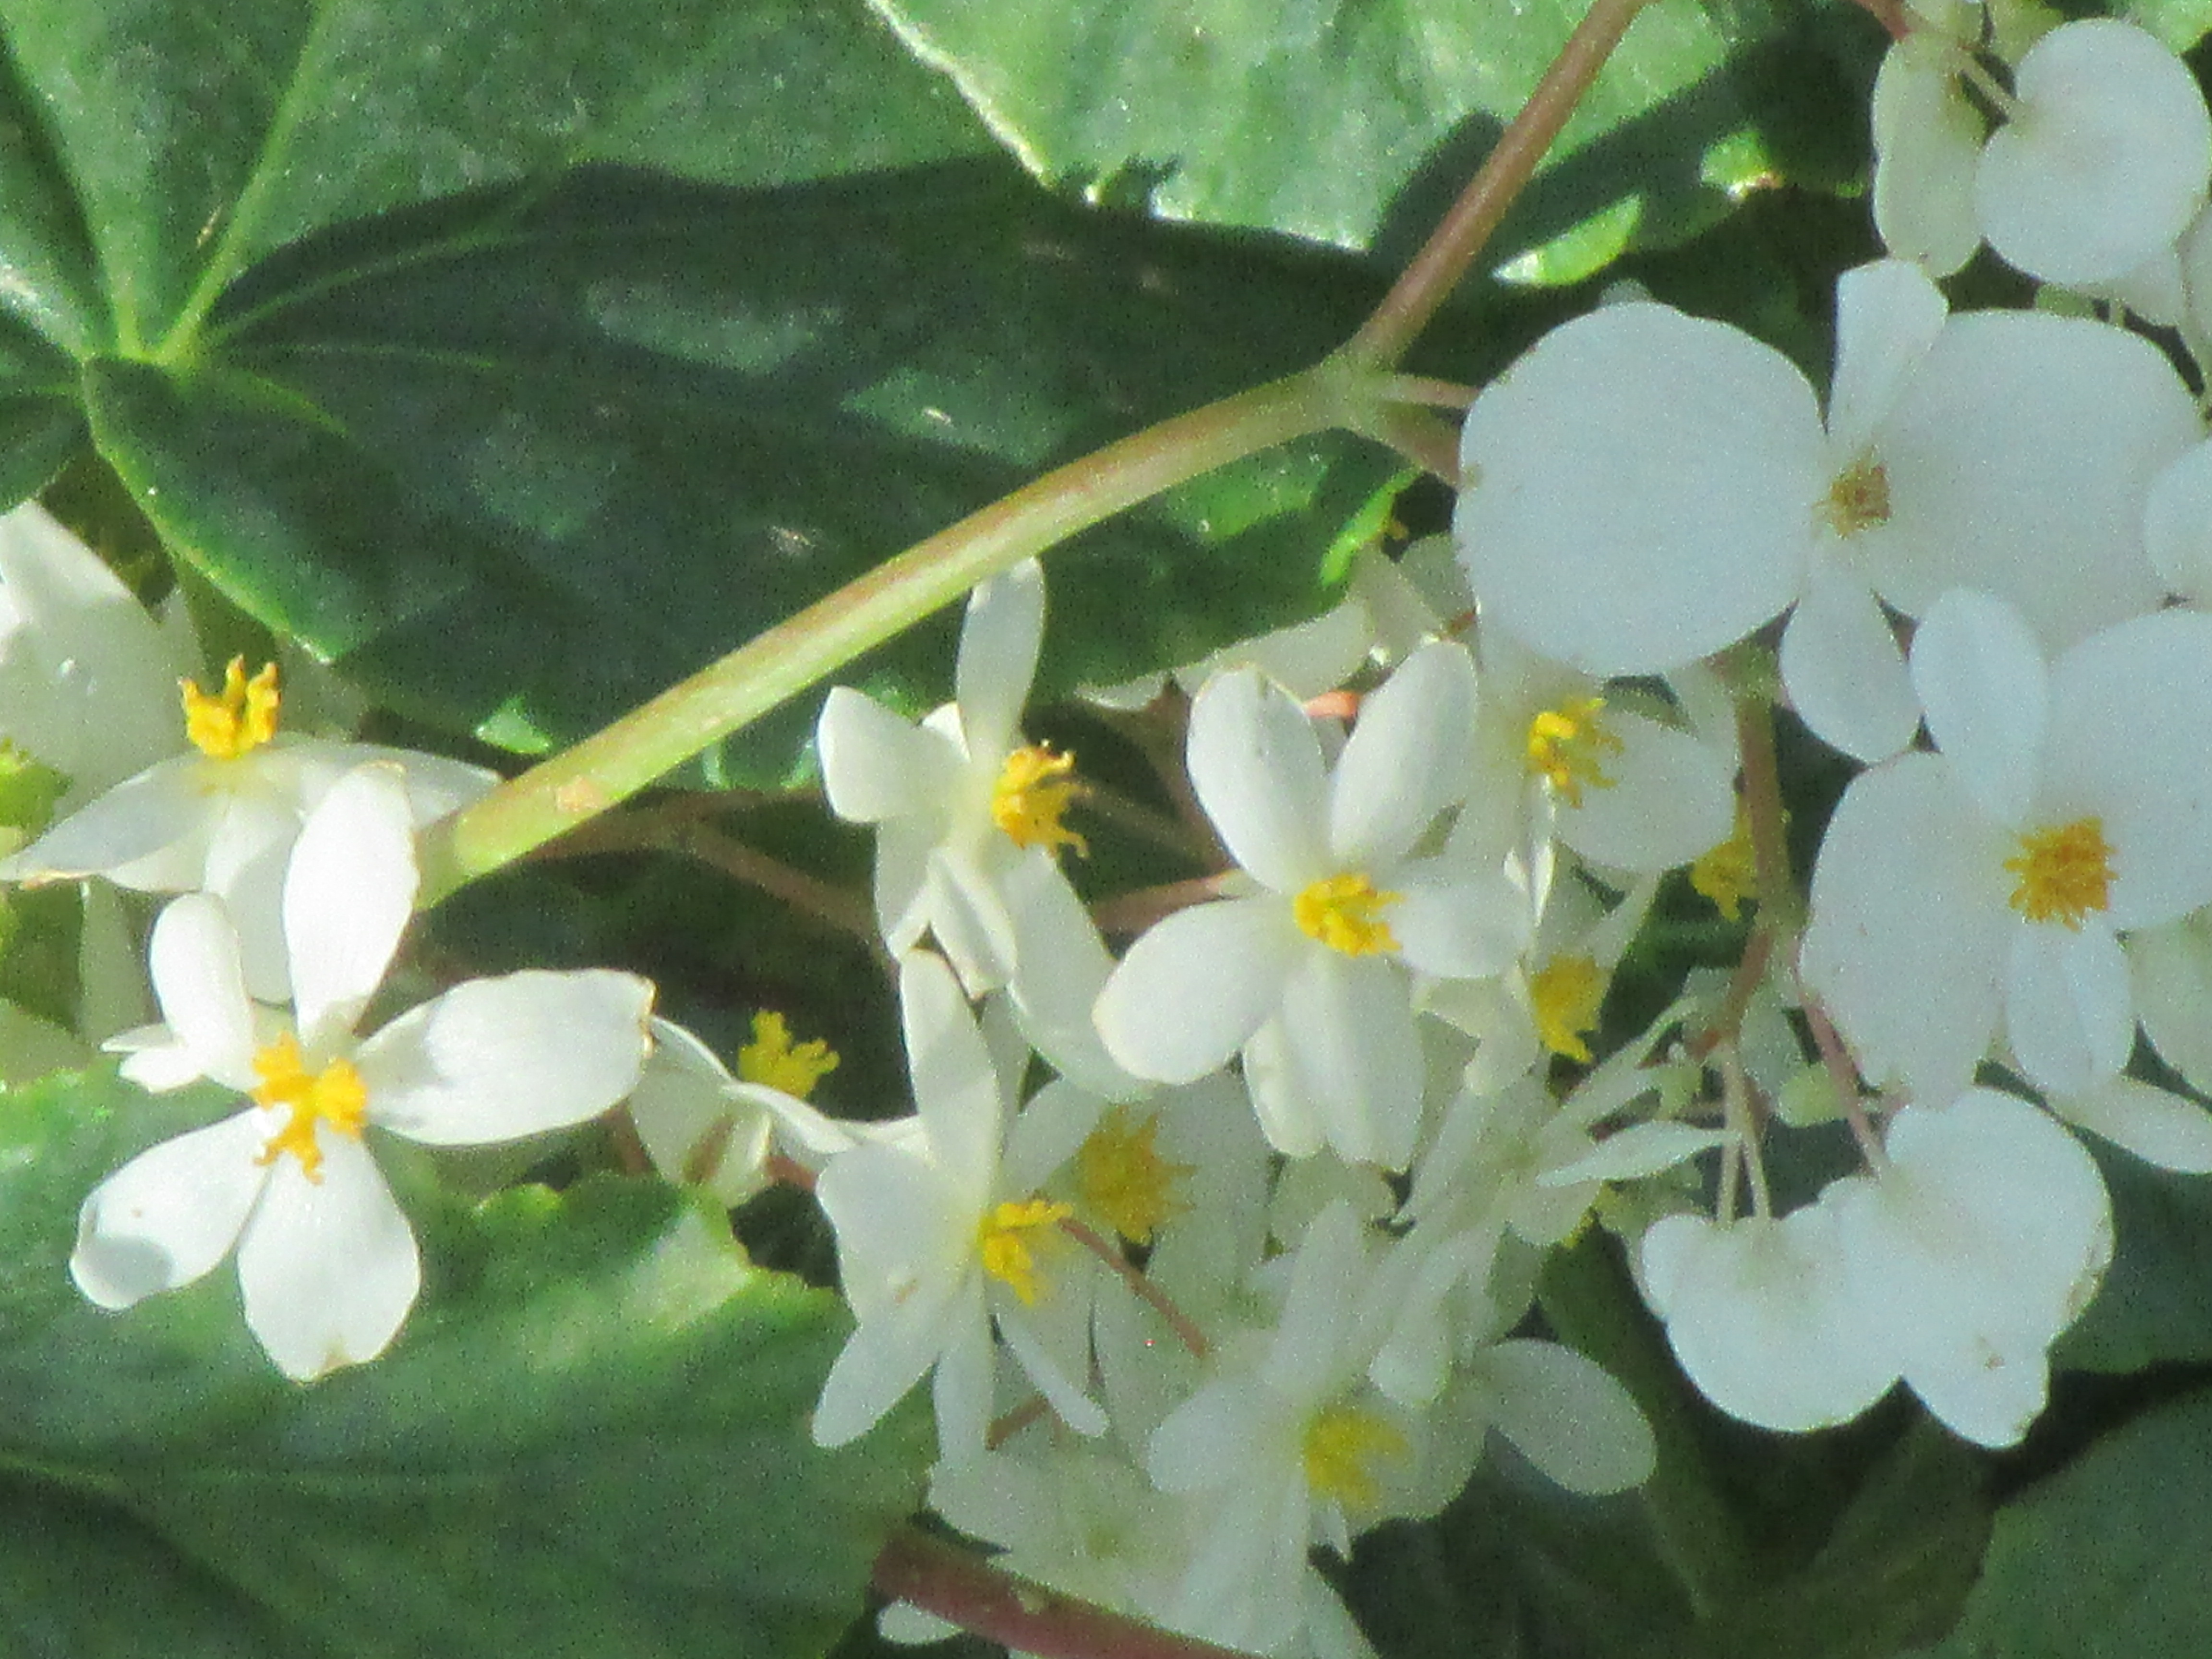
[72,764,653,1380]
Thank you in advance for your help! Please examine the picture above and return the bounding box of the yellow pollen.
[1526,697,1623,807]
[1530,954,1608,1064]
[1293,872,1402,956]
[2005,817,2115,928]
[992,745,1088,856]
[1302,1403,1408,1510]
[1819,454,1892,536]
[1074,1107,1191,1245]
[182,658,281,759]
[1690,805,1759,922]
[978,1197,1074,1304]
[735,1010,839,1099]
[250,1033,368,1182]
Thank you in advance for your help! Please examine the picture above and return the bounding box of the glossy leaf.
[0,1065,926,1658]
[0,0,995,353]
[90,166,1386,784]
[1911,1390,2212,1659]
[864,0,1880,283]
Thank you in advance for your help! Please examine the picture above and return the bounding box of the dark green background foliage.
[0,0,2208,1654]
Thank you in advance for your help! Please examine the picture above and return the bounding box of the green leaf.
[0,0,996,355]
[1908,1389,2212,1659]
[2053,1136,2212,1375]
[0,1065,926,1658]
[864,0,1881,283]
[90,165,1388,784]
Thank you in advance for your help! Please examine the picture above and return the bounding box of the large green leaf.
[0,0,995,354]
[88,164,1389,784]
[1909,1389,2212,1659]
[865,0,1879,283]
[0,1065,926,1658]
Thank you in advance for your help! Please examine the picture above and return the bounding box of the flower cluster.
[769,12,2212,1653]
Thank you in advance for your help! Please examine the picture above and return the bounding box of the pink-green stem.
[1343,0,1659,369]
[416,371,1338,903]
[872,1527,1259,1659]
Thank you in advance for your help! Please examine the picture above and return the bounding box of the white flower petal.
[1264,951,1423,1169]
[1554,711,1733,873]
[1387,860,1533,981]
[2144,437,2212,599]
[0,759,208,886]
[892,950,1003,1191]
[816,687,962,825]
[70,1110,272,1309]
[283,764,419,1049]
[1455,301,1820,675]
[1779,565,1919,764]
[2045,609,2212,927]
[1976,19,2212,286]
[1538,1121,1729,1186]
[1638,1207,1898,1432]
[140,893,258,1090]
[1476,1339,1654,1494]
[1872,310,2198,644]
[1826,258,1949,457]
[357,970,653,1145]
[1326,641,1474,869]
[1871,41,1987,277]
[1186,668,1331,891]
[2131,916,2212,1093]
[955,560,1046,765]
[2005,918,2131,1098]
[1910,589,2047,830]
[812,1272,964,1448]
[1095,896,1298,1084]
[2054,1075,2212,1173]
[1832,1090,2112,1446]
[237,1133,421,1380]
[1801,753,2014,1103]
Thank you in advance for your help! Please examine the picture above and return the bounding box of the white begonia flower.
[1640,1199,1899,1434]
[817,558,1092,1002]
[0,502,189,806]
[73,765,654,1380]
[1974,19,2212,289]
[811,951,1106,1459]
[1466,628,1737,876]
[1802,592,2212,1105]
[2,654,494,1001]
[625,1011,863,1204]
[1094,641,1494,1168]
[1145,1202,1434,1656]
[1452,261,1948,762]
[1827,1089,2111,1447]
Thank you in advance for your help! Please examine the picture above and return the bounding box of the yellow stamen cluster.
[1302,1403,1408,1510]
[182,658,281,760]
[2005,817,2115,928]
[1293,872,1402,957]
[736,1010,840,1099]
[992,744,1089,855]
[1074,1106,1191,1245]
[978,1197,1074,1304]
[1819,454,1892,536]
[1530,953,1608,1064]
[251,1033,369,1182]
[1526,697,1623,807]
[1689,805,1759,922]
